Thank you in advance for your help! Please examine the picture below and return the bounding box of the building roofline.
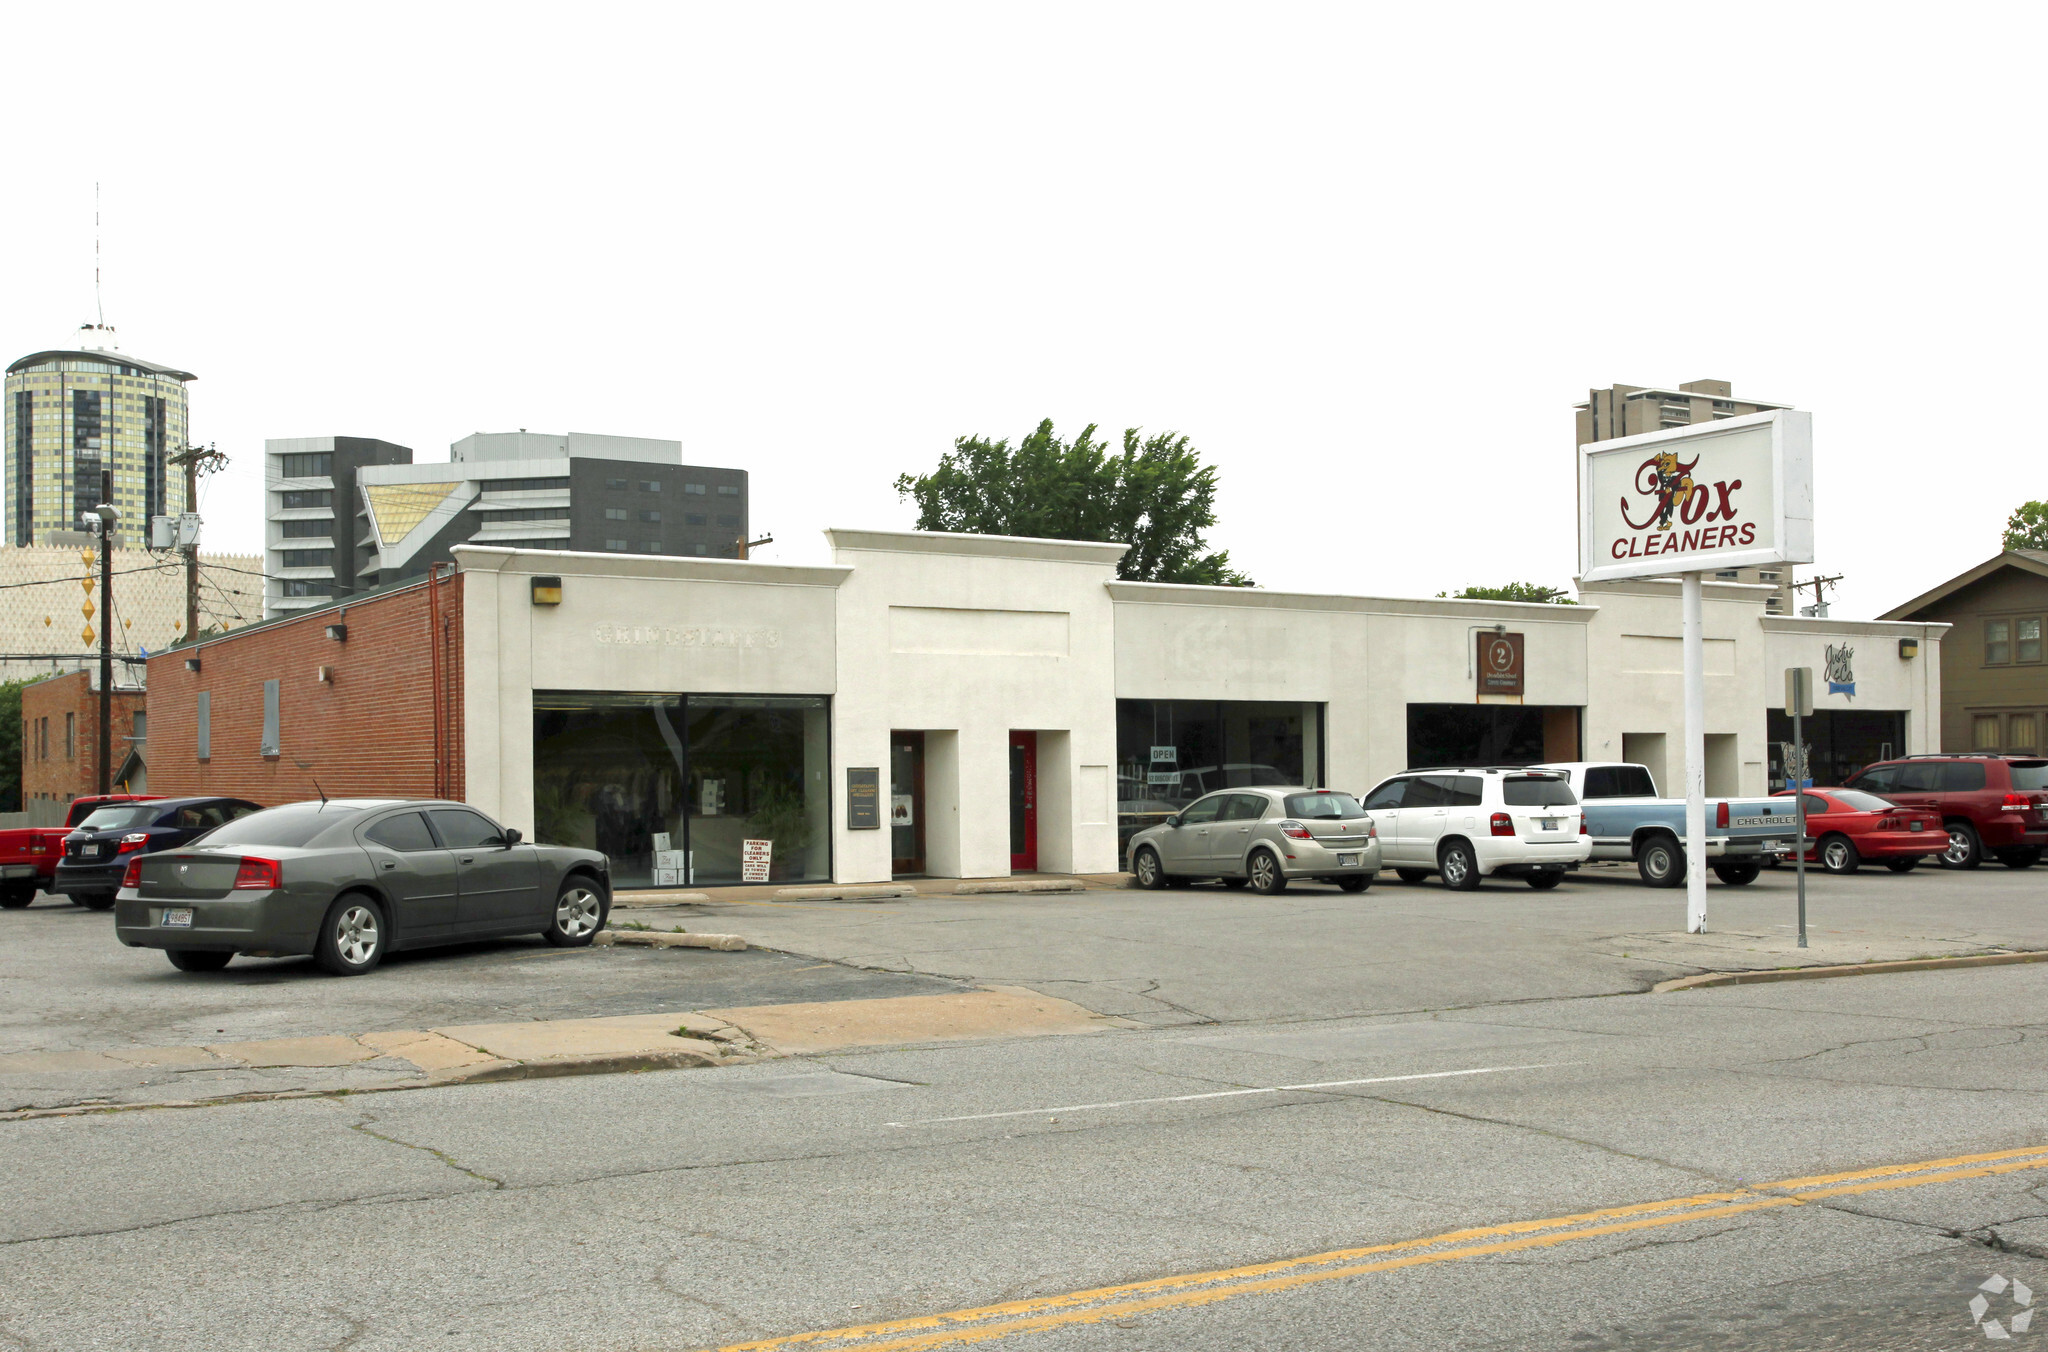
[452,544,853,588]
[7,349,197,381]
[1876,551,2048,620]
[824,527,1130,566]
[1107,580,1602,622]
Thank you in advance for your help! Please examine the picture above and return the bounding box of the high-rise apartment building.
[265,430,749,616]
[1574,378,1799,614]
[4,325,191,548]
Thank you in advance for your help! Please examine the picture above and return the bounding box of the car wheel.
[1712,864,1761,886]
[1635,836,1685,888]
[1219,876,1249,890]
[1819,835,1860,874]
[1525,871,1563,890]
[1438,841,1480,891]
[166,949,232,973]
[74,892,115,912]
[1940,821,1982,870]
[1885,859,1919,873]
[313,895,385,977]
[544,876,607,947]
[1395,868,1432,884]
[0,884,34,909]
[1336,876,1371,893]
[1997,848,2042,870]
[1247,850,1287,895]
[1132,847,1168,890]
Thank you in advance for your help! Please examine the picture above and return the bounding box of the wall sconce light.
[317,666,334,683]
[324,624,347,642]
[1899,637,1920,660]
[532,576,563,605]
[183,657,201,673]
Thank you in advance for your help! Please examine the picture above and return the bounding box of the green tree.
[894,419,1252,586]
[1436,582,1579,605]
[0,679,27,812]
[2004,500,2048,552]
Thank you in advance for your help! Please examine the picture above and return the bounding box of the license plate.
[1539,819,1558,831]
[1911,821,1924,832]
[160,908,193,928]
[79,845,100,859]
[1337,853,1358,866]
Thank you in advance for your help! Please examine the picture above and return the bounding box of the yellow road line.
[710,1143,2048,1351]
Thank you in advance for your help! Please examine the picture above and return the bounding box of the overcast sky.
[2,3,2035,620]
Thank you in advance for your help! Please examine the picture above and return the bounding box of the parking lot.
[6,857,2044,1063]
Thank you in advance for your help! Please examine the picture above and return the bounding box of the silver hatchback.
[1126,787,1382,894]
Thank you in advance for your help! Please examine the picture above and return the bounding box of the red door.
[1009,731,1038,872]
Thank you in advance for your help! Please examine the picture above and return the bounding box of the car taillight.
[116,832,150,854]
[2003,793,2031,809]
[1581,815,1589,835]
[1365,820,1378,838]
[1716,800,1730,829]
[1490,812,1514,837]
[1278,821,1312,840]
[232,857,283,890]
[121,856,144,889]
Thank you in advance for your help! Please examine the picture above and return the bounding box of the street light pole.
[93,473,116,796]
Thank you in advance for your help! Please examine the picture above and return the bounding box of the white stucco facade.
[456,531,1948,885]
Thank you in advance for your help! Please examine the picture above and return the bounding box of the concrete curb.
[596,931,748,950]
[1654,949,2048,993]
[431,1047,730,1083]
[954,879,1087,894]
[774,884,915,902]
[611,891,712,908]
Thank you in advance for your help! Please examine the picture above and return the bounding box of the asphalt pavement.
[10,958,2048,1350]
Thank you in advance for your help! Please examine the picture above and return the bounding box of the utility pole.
[737,533,773,560]
[1793,572,1844,617]
[166,443,226,639]
[92,471,116,796]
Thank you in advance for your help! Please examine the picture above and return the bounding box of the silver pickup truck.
[1532,761,1799,887]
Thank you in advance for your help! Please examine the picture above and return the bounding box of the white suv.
[1357,768,1591,890]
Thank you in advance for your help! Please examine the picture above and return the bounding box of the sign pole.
[1683,571,1707,933]
[1794,709,1808,948]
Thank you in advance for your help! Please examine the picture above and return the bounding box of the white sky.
[2,3,2036,620]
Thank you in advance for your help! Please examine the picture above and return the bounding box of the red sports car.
[1772,788,1949,873]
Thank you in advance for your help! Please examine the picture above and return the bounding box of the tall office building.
[265,431,749,615]
[1574,378,1798,614]
[4,325,192,548]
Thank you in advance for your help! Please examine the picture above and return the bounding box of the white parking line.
[887,1064,1559,1127]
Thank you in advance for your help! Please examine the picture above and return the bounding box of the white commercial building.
[451,528,1947,887]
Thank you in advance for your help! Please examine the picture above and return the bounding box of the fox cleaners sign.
[1579,410,1813,583]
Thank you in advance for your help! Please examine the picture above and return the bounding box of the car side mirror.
[1164,815,1181,829]
[502,827,523,847]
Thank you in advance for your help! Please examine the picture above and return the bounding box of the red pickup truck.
[0,794,160,907]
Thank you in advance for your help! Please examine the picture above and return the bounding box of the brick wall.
[145,572,464,807]
[21,670,147,805]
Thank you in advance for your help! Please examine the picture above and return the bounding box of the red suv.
[1842,756,2048,870]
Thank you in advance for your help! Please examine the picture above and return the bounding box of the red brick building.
[22,669,148,808]
[145,570,463,807]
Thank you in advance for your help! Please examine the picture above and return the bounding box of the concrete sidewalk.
[0,986,1121,1117]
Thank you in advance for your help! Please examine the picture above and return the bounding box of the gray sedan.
[112,799,610,976]
[1127,786,1382,895]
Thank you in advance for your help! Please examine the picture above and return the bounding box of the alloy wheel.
[1134,850,1160,888]
[334,904,379,967]
[1823,840,1853,872]
[1441,851,1468,887]
[1943,829,1972,866]
[557,887,602,939]
[1250,853,1279,891]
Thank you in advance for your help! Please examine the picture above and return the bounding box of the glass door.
[890,732,926,876]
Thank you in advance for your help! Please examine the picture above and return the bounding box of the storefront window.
[1766,709,1906,788]
[532,692,829,887]
[1115,699,1321,854]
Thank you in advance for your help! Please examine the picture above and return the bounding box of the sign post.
[1786,667,1814,949]
[1579,410,1814,934]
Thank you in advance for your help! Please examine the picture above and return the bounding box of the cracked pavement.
[12,944,2048,1348]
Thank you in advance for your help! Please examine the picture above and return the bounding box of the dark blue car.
[54,797,264,910]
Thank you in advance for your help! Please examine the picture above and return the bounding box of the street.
[7,867,2048,1349]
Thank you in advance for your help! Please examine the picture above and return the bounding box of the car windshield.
[2011,762,2048,791]
[1831,790,1898,813]
[1503,776,1577,807]
[1283,792,1365,819]
[189,806,339,849]
[75,805,159,831]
